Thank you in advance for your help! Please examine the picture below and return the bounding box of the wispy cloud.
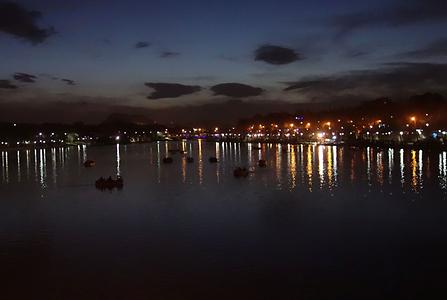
[160,51,180,58]
[14,73,37,83]
[399,38,447,58]
[284,62,447,101]
[332,0,447,39]
[135,41,150,49]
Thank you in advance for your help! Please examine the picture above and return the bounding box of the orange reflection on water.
[409,150,424,191]
[400,149,405,186]
[198,139,203,185]
[181,155,186,183]
[306,145,313,191]
[350,154,355,182]
[327,146,333,188]
[289,145,296,190]
[275,144,282,189]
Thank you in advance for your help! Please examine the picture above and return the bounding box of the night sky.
[1,0,447,124]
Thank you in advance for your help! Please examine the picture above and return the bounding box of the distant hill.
[102,113,154,126]
[238,92,447,127]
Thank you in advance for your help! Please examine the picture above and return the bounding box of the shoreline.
[1,139,446,152]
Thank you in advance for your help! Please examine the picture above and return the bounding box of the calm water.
[1,141,447,299]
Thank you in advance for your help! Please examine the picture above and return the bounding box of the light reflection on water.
[440,151,447,190]
[116,143,121,176]
[0,141,446,194]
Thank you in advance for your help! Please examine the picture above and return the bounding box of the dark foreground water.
[1,141,447,299]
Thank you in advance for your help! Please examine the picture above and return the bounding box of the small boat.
[163,157,173,164]
[209,157,218,163]
[95,176,123,190]
[258,159,267,167]
[233,167,249,178]
[186,157,194,163]
[252,146,261,150]
[84,160,96,167]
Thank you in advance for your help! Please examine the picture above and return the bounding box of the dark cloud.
[160,51,180,58]
[211,83,264,98]
[14,72,37,83]
[400,38,447,58]
[145,83,201,99]
[254,45,301,65]
[0,80,18,89]
[0,2,55,44]
[333,0,447,39]
[135,41,150,49]
[61,78,75,85]
[284,62,447,101]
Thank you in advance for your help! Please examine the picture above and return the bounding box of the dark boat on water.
[84,160,96,167]
[186,157,194,163]
[258,159,267,167]
[209,157,218,163]
[233,167,249,178]
[95,176,123,190]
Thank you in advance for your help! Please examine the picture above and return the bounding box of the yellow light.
[410,116,416,122]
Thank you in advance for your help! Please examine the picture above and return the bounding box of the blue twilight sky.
[0,0,447,122]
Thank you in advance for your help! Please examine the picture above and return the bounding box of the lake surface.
[1,141,447,299]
